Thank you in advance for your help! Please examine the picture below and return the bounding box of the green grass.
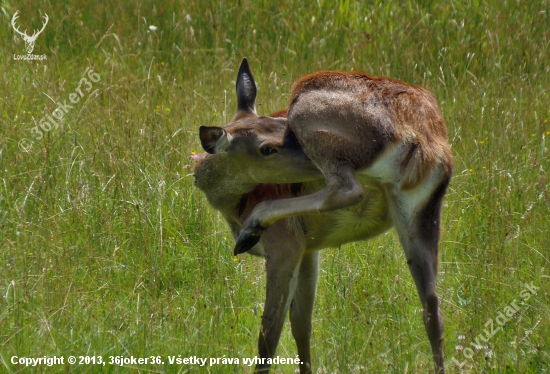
[1,0,549,373]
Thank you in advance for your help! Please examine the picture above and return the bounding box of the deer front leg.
[255,222,305,373]
[235,166,363,254]
[290,251,319,374]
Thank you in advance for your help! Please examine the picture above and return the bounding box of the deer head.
[196,59,322,188]
[11,11,49,55]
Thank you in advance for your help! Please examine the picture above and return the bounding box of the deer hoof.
[234,220,266,255]
[234,232,261,255]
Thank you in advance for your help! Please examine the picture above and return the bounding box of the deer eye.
[260,146,278,156]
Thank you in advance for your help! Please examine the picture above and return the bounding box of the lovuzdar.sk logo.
[11,10,49,61]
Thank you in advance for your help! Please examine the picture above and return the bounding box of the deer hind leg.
[235,165,363,254]
[255,222,306,373]
[389,174,450,374]
[289,251,319,374]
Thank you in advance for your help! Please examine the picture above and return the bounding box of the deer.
[11,11,49,55]
[194,58,453,373]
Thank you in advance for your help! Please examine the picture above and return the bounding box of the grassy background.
[1,0,549,372]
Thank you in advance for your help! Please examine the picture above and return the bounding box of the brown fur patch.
[290,70,416,99]
[270,109,288,118]
[236,183,302,220]
[235,183,307,240]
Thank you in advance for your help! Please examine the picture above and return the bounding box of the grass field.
[1,0,549,372]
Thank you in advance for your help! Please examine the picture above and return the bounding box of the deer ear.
[199,126,233,154]
[236,58,257,115]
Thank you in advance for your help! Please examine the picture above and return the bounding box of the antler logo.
[11,11,49,55]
